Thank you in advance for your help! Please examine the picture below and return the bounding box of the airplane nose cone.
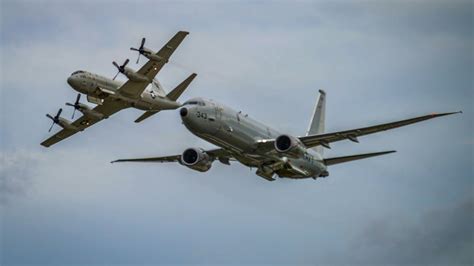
[180,107,188,117]
[67,76,75,87]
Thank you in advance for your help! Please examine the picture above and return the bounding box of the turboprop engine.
[180,148,213,172]
[274,134,306,157]
[130,37,168,64]
[112,59,149,83]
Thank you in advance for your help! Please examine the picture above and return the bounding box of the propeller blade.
[65,102,74,107]
[130,47,139,51]
[113,61,120,69]
[55,108,63,119]
[113,71,119,80]
[122,59,130,68]
[136,54,141,64]
[46,114,54,120]
[48,121,55,132]
[140,37,146,49]
[72,108,76,119]
[75,94,81,105]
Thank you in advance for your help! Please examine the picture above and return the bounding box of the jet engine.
[274,134,306,157]
[180,148,213,172]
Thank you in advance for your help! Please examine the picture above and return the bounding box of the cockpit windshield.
[71,70,85,76]
[184,100,205,106]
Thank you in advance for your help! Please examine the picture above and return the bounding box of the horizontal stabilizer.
[323,150,396,166]
[167,73,197,101]
[134,110,161,123]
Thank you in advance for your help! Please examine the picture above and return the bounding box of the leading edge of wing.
[110,148,233,164]
[300,111,462,148]
[111,155,180,163]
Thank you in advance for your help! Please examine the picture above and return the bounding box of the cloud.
[0,150,43,205]
[352,197,474,264]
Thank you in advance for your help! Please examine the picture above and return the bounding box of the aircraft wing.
[299,111,461,148]
[255,111,461,150]
[117,31,189,99]
[110,148,233,164]
[40,99,127,147]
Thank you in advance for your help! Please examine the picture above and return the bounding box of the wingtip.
[430,111,463,117]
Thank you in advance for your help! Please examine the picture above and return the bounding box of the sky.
[1,0,473,265]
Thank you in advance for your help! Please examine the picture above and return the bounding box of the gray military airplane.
[112,90,460,181]
[41,31,195,147]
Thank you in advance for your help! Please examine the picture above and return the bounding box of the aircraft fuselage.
[66,70,180,111]
[179,98,327,179]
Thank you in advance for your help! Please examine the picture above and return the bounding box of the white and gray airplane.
[112,91,461,181]
[41,31,195,147]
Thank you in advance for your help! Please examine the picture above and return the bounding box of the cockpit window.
[71,70,85,76]
[184,101,205,106]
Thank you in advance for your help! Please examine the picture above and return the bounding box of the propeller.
[130,38,147,64]
[65,94,81,119]
[112,59,130,80]
[46,108,62,132]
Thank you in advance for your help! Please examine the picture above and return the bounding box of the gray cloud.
[0,151,42,205]
[350,196,474,264]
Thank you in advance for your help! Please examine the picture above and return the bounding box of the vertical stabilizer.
[306,90,326,155]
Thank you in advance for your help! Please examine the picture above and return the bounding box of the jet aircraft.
[41,31,195,147]
[112,91,461,181]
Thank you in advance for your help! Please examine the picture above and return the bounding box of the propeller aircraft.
[41,31,196,147]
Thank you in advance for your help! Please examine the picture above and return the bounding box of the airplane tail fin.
[306,90,326,155]
[166,73,197,101]
[134,73,197,123]
[323,150,396,166]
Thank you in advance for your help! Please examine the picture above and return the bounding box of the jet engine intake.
[275,134,305,157]
[180,148,213,172]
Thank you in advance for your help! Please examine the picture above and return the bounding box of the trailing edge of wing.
[323,150,396,166]
[111,155,180,163]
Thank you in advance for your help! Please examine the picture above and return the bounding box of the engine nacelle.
[145,53,167,63]
[274,134,306,157]
[123,67,150,83]
[180,148,213,172]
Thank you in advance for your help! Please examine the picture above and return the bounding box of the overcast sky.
[1,1,473,265]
